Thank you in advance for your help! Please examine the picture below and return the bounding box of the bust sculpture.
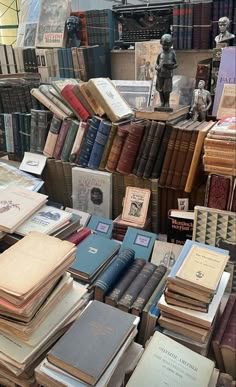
[215,16,235,46]
[66,15,81,48]
[155,34,178,112]
[190,80,212,121]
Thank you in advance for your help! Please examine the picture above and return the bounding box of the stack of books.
[0,231,88,385]
[35,300,142,387]
[157,239,230,356]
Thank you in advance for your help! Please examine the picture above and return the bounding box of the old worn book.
[99,122,119,170]
[176,244,229,293]
[217,83,236,119]
[14,205,72,236]
[94,248,135,302]
[69,121,88,163]
[47,300,139,385]
[43,115,62,157]
[0,186,48,233]
[212,294,236,371]
[126,331,215,387]
[150,240,182,271]
[135,120,157,178]
[143,121,165,179]
[78,116,102,167]
[105,258,146,307]
[204,174,233,211]
[117,262,157,313]
[121,187,151,227]
[60,119,80,162]
[120,227,156,262]
[164,287,209,309]
[30,88,67,121]
[0,231,76,302]
[86,78,134,122]
[105,123,129,173]
[72,167,112,219]
[69,234,120,283]
[220,301,236,379]
[158,315,211,343]
[88,119,112,170]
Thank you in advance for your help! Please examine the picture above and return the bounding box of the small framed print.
[96,221,110,234]
[122,186,151,226]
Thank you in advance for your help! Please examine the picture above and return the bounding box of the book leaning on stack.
[0,231,88,386]
[158,239,230,357]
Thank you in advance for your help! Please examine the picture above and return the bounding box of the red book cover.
[67,227,91,245]
[204,174,232,211]
[61,84,90,121]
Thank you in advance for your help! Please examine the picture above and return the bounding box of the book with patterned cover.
[204,174,233,211]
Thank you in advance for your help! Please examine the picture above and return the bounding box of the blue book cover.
[78,116,101,167]
[70,234,120,281]
[120,227,157,261]
[87,215,113,239]
[168,239,230,281]
[88,119,112,170]
[57,49,65,78]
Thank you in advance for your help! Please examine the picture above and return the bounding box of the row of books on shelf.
[172,0,236,50]
[0,44,111,83]
[0,211,235,386]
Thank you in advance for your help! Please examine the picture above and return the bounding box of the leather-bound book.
[53,119,72,160]
[94,248,135,302]
[105,123,129,173]
[131,265,167,316]
[99,122,118,170]
[88,119,112,170]
[132,120,151,176]
[143,121,165,179]
[136,120,158,178]
[61,84,90,121]
[158,124,179,187]
[204,174,232,211]
[117,262,157,313]
[72,84,94,117]
[70,121,88,163]
[105,258,146,307]
[60,120,80,162]
[78,116,102,167]
[116,121,145,175]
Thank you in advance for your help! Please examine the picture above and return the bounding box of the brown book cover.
[105,124,129,173]
[159,125,179,187]
[132,120,151,176]
[117,262,157,313]
[105,258,146,307]
[131,265,167,316]
[178,126,199,190]
[72,84,94,117]
[212,294,236,371]
[135,120,158,178]
[220,300,236,379]
[78,82,105,117]
[166,282,212,304]
[116,121,145,175]
[53,119,72,160]
[143,121,165,179]
[164,287,209,308]
[204,174,233,211]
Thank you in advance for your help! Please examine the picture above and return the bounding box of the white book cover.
[126,331,214,387]
[0,186,48,233]
[72,167,112,219]
[15,205,72,236]
[158,271,230,328]
[19,152,47,175]
[64,207,91,228]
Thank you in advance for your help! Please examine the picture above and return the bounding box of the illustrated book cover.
[121,186,151,227]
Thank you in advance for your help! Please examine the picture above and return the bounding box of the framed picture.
[121,186,151,226]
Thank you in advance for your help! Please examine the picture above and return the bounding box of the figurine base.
[154,106,173,112]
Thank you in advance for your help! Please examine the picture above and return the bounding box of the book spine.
[79,83,104,117]
[30,89,67,121]
[62,161,73,208]
[4,114,14,153]
[39,85,73,117]
[36,111,52,154]
[78,116,101,167]
[18,113,27,153]
[116,121,145,175]
[131,265,167,316]
[159,126,178,186]
[88,119,112,169]
[70,121,88,163]
[43,115,62,157]
[61,85,90,121]
[53,119,71,160]
[143,121,165,179]
[72,85,94,117]
[67,227,91,244]
[165,127,183,188]
[57,48,65,78]
[105,258,146,307]
[0,113,7,152]
[132,120,151,176]
[136,121,158,178]
[171,129,192,189]
[179,130,198,190]
[23,113,31,152]
[151,122,172,179]
[99,123,117,170]
[66,48,75,78]
[77,48,87,81]
[94,248,135,301]
[117,262,157,312]
[71,47,80,78]
[60,120,79,162]
[105,126,128,172]
[11,112,23,157]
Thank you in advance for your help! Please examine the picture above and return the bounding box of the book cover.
[78,116,102,167]
[121,187,151,227]
[120,227,156,262]
[60,119,80,162]
[217,83,236,119]
[126,331,214,387]
[0,186,48,233]
[212,47,236,116]
[19,152,47,176]
[204,174,232,211]
[88,119,112,170]
[69,234,120,281]
[72,167,112,219]
[167,209,194,246]
[47,300,138,385]
[150,240,183,271]
[87,215,113,239]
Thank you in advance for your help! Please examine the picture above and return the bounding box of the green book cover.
[120,227,157,262]
[60,119,79,162]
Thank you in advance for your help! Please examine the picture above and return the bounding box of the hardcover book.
[121,187,151,227]
[167,209,194,245]
[87,215,113,239]
[19,152,47,176]
[0,186,48,233]
[72,167,112,219]
[47,300,139,386]
[120,227,156,262]
[69,234,120,282]
[217,83,236,119]
[126,331,215,387]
